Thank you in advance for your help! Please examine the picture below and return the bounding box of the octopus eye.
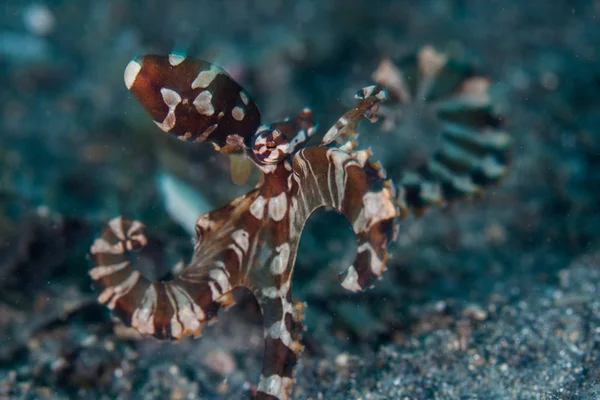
[250,128,288,165]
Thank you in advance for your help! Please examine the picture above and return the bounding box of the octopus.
[90,54,398,399]
[89,47,510,399]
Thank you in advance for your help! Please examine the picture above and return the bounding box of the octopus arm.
[292,146,399,292]
[88,192,261,341]
[373,46,512,217]
[320,85,388,148]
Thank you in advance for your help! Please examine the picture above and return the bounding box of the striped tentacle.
[292,147,399,292]
[373,46,512,216]
[181,191,263,299]
[321,85,388,149]
[255,284,306,400]
[244,116,317,400]
[89,217,235,340]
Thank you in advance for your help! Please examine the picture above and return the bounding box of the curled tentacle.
[89,217,234,340]
[124,54,261,153]
[292,147,399,292]
[372,46,512,216]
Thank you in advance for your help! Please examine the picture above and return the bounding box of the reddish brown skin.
[129,55,261,151]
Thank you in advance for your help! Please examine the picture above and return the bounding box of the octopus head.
[250,108,316,165]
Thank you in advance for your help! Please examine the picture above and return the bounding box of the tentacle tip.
[339,266,363,292]
[354,85,375,100]
[354,85,388,102]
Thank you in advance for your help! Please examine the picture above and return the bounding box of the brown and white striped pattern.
[90,149,397,399]
[292,147,398,291]
[89,217,230,340]
[372,46,512,216]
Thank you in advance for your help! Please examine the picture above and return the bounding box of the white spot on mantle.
[124,60,142,90]
[168,53,185,66]
[191,65,221,89]
[232,106,245,121]
[193,90,214,116]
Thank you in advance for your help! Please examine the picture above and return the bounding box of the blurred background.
[1,1,599,398]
